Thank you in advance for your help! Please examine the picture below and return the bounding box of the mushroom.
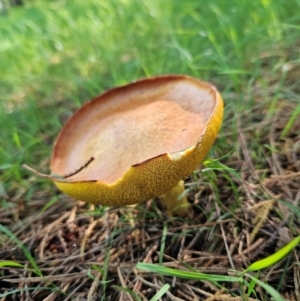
[49,75,223,216]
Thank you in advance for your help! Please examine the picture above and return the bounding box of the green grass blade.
[0,224,42,277]
[246,235,300,271]
[137,263,241,282]
[40,196,59,213]
[280,102,300,138]
[244,274,285,301]
[111,286,143,301]
[0,261,23,268]
[0,182,8,199]
[246,276,258,297]
[202,159,241,180]
[149,284,170,301]
[0,287,55,298]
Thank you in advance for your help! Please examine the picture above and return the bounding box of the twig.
[3,271,88,283]
[215,203,235,271]
[87,272,102,300]
[64,278,89,301]
[22,156,95,180]
[80,219,102,254]
[117,266,134,301]
[22,164,54,179]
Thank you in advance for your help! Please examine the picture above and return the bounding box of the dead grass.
[0,92,299,300]
[1,1,300,299]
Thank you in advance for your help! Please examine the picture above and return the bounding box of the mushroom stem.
[159,180,189,217]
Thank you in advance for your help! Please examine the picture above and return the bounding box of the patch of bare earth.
[1,94,299,300]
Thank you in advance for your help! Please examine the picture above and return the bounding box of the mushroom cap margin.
[54,89,224,206]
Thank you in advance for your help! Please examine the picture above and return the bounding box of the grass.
[0,0,300,300]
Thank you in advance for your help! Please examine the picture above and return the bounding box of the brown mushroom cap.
[51,75,224,206]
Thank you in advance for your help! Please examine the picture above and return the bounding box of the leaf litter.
[1,88,300,300]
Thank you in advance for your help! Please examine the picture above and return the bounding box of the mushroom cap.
[50,75,224,206]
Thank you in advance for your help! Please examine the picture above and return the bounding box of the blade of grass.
[244,274,285,301]
[202,158,241,180]
[0,287,55,298]
[111,286,143,301]
[246,235,300,271]
[159,223,167,265]
[246,274,259,297]
[0,261,23,268]
[136,263,241,283]
[0,224,42,277]
[149,284,170,301]
[40,196,59,213]
[280,102,300,138]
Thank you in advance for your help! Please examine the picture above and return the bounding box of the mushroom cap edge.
[53,83,224,206]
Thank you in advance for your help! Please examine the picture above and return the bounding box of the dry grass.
[0,95,299,300]
[1,2,300,299]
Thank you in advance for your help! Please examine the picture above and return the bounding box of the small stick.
[22,164,54,179]
[22,156,95,180]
